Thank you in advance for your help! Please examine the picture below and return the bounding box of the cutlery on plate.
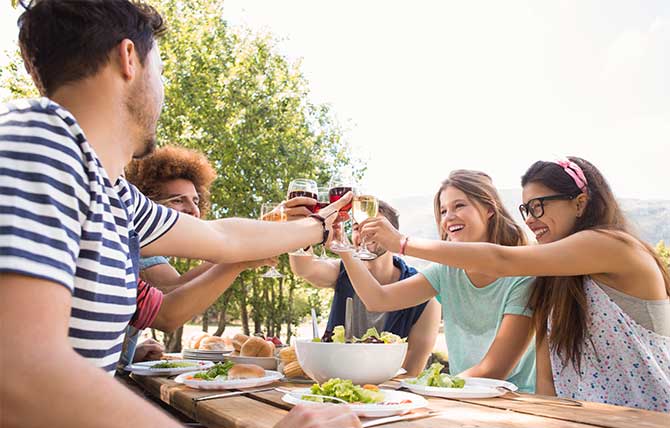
[192,387,275,403]
[361,410,441,427]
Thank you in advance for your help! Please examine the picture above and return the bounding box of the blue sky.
[2,1,669,200]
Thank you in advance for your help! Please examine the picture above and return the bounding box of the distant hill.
[388,191,670,269]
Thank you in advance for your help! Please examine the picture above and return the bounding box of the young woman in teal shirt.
[338,170,537,392]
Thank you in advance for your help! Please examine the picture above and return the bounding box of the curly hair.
[125,146,217,217]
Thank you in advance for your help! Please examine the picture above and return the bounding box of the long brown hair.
[433,170,527,247]
[522,156,670,370]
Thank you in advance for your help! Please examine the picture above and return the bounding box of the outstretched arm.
[339,251,437,312]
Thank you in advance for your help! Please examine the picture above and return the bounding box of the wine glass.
[260,202,286,278]
[352,190,379,260]
[286,178,318,256]
[314,187,331,260]
[328,173,355,252]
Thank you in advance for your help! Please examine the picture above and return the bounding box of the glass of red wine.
[314,187,331,260]
[328,173,355,252]
[287,178,318,256]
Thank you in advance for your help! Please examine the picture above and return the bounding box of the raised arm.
[0,274,181,428]
[289,255,340,289]
[142,193,352,264]
[339,251,437,312]
[151,258,275,332]
[362,218,664,299]
[140,261,213,293]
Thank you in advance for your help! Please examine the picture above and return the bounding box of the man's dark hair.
[18,0,166,96]
[378,200,399,230]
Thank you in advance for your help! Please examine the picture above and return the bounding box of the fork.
[275,387,349,404]
[496,386,583,407]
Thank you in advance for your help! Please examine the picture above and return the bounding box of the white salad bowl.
[294,338,407,385]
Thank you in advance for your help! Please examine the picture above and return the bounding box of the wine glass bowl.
[260,202,286,278]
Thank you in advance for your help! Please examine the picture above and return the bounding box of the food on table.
[240,336,275,357]
[408,363,465,388]
[266,336,283,346]
[232,333,250,352]
[321,326,406,344]
[283,361,306,379]
[198,336,228,351]
[188,332,211,349]
[192,361,235,381]
[304,378,385,404]
[227,363,265,379]
[150,361,200,369]
[278,346,297,364]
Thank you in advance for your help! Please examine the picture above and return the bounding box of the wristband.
[309,213,330,245]
[399,236,409,255]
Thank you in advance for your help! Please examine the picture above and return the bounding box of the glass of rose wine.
[286,178,318,256]
[328,173,354,252]
[352,191,379,260]
[260,202,286,278]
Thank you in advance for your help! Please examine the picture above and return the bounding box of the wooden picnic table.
[129,374,669,428]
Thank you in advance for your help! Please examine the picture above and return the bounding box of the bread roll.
[283,360,306,378]
[278,346,297,364]
[232,333,250,352]
[199,336,227,351]
[228,363,265,379]
[240,336,273,357]
[188,332,211,350]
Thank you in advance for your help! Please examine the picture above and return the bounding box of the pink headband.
[554,159,588,193]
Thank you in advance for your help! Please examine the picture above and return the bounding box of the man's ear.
[116,39,137,81]
[575,193,589,217]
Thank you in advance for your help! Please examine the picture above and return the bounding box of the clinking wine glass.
[352,191,379,260]
[260,202,286,278]
[286,178,318,256]
[327,173,355,252]
[314,187,331,260]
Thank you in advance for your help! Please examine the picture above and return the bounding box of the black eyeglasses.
[519,194,577,220]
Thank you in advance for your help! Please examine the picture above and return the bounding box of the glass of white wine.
[260,202,286,278]
[352,190,379,260]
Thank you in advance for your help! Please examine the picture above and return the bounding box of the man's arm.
[140,261,213,293]
[151,259,274,332]
[141,193,352,264]
[403,298,441,376]
[0,274,181,428]
[289,255,340,289]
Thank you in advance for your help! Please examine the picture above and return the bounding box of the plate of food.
[125,359,214,376]
[281,379,428,418]
[174,361,283,390]
[400,363,517,399]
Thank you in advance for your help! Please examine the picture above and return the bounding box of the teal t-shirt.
[421,263,536,393]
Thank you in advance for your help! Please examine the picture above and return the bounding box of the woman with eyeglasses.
[359,157,670,412]
[337,170,538,393]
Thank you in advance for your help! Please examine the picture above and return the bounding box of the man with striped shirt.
[0,2,359,428]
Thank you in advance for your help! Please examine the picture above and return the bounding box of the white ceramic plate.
[125,359,214,376]
[400,377,517,399]
[174,370,283,390]
[281,388,428,418]
[183,348,233,354]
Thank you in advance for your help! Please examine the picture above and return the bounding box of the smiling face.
[521,181,584,243]
[438,186,490,243]
[159,178,201,218]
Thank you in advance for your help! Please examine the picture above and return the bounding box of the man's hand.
[133,339,165,362]
[282,197,317,220]
[359,216,403,253]
[274,404,361,428]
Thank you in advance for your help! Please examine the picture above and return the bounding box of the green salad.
[192,361,234,381]
[304,378,384,404]
[408,363,465,388]
[150,361,199,369]
[314,326,406,344]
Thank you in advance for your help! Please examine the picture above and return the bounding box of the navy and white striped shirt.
[0,98,179,373]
